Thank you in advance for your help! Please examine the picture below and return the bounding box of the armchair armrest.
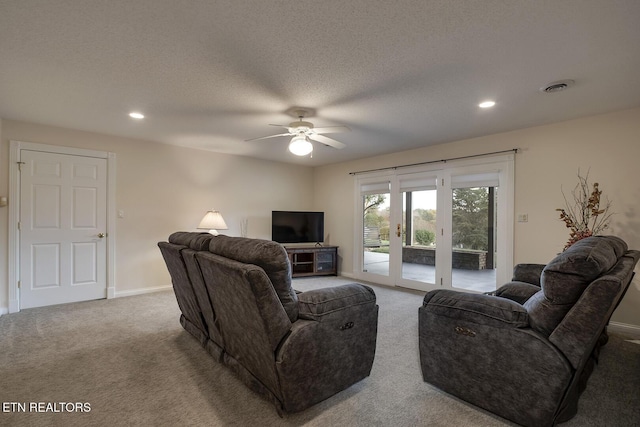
[512,263,545,286]
[276,283,378,412]
[422,289,529,328]
[297,283,376,321]
[494,281,541,304]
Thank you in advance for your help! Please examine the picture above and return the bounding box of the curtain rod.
[348,148,519,176]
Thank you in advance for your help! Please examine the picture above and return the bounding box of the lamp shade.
[288,135,313,156]
[197,210,228,235]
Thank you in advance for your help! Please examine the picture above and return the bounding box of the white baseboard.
[609,321,640,338]
[113,285,172,298]
[0,287,172,314]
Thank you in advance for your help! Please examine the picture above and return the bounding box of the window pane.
[451,186,497,292]
[401,189,437,285]
[362,193,390,276]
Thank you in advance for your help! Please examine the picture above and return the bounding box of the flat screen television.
[272,211,324,244]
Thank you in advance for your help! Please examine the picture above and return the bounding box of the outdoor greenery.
[411,208,436,245]
[364,188,493,251]
[370,245,390,254]
[364,194,385,216]
[415,229,435,245]
[414,208,436,222]
[364,194,387,231]
[452,188,491,251]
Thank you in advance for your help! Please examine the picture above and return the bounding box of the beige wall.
[0,119,314,309]
[2,108,639,329]
[314,107,640,329]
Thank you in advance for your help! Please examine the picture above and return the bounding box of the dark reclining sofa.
[158,232,378,414]
[419,236,639,426]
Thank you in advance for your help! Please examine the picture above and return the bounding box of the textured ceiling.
[1,0,639,166]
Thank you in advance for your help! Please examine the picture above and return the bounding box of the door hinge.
[17,281,21,289]
[441,178,444,186]
[440,277,443,286]
[17,221,21,230]
[17,161,25,172]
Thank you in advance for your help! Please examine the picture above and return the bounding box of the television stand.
[284,246,338,278]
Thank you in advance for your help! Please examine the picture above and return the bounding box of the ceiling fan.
[246,108,349,156]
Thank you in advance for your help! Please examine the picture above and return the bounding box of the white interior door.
[19,150,107,309]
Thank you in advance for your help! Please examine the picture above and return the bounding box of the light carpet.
[1,276,638,426]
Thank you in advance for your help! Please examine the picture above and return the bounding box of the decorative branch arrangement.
[556,170,613,251]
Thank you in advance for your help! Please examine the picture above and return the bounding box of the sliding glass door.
[355,154,513,293]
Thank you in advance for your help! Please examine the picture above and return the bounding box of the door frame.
[353,153,514,292]
[8,140,117,313]
[353,170,395,286]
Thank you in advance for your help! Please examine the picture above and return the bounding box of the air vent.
[540,79,575,93]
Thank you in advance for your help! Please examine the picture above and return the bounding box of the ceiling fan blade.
[312,125,351,134]
[308,134,346,149]
[244,132,292,142]
[268,124,288,127]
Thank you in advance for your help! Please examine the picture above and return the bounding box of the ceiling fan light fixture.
[288,135,313,156]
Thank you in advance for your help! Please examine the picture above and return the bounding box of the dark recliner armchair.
[418,236,639,426]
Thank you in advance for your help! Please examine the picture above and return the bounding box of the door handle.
[97,233,106,238]
[396,224,401,237]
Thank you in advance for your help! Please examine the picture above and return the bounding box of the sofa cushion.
[523,236,627,337]
[541,236,626,304]
[208,235,299,322]
[523,290,573,337]
[297,283,376,321]
[494,281,541,305]
[511,263,545,286]
[168,231,212,250]
[157,241,209,344]
[423,289,530,328]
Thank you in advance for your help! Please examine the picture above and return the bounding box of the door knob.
[97,233,105,238]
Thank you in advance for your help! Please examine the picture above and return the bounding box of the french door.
[355,154,514,293]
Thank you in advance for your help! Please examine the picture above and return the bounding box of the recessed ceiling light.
[479,101,496,109]
[129,112,144,119]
